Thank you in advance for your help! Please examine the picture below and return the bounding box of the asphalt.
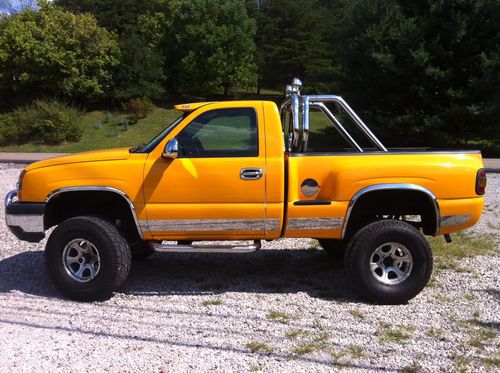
[0,152,498,171]
[0,152,69,164]
[484,158,500,171]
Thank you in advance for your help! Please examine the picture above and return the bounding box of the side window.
[177,108,258,158]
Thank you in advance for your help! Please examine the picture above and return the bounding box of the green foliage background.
[0,2,119,104]
[0,0,498,155]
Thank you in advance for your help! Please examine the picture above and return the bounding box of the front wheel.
[344,220,433,305]
[45,216,131,301]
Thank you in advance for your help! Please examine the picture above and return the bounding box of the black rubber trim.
[293,200,331,206]
[7,225,45,243]
[6,201,45,215]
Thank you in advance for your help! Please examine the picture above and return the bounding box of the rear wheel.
[45,216,131,301]
[318,239,347,259]
[344,220,432,304]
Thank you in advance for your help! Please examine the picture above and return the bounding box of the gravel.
[0,163,498,372]
[467,171,500,244]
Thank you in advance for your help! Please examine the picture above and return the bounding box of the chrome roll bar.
[280,78,387,153]
[308,95,387,152]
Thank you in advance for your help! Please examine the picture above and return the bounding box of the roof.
[173,102,215,113]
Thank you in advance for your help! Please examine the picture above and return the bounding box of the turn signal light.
[476,168,487,195]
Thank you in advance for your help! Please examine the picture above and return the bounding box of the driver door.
[142,103,267,240]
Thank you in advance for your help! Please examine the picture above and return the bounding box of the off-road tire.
[130,240,155,260]
[344,220,433,305]
[45,216,131,301]
[318,239,347,259]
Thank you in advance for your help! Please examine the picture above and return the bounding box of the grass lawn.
[0,106,181,153]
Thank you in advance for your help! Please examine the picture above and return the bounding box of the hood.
[25,147,132,171]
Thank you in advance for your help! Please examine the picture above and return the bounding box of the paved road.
[0,152,69,163]
[485,158,500,169]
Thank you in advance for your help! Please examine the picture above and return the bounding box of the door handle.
[240,168,263,180]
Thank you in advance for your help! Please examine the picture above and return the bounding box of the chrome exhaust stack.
[153,240,261,253]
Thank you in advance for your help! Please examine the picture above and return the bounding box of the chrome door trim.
[144,218,279,232]
[46,186,143,239]
[341,184,440,238]
[286,217,344,230]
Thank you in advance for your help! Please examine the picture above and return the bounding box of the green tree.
[113,31,166,100]
[164,0,257,95]
[254,0,332,91]
[334,0,500,152]
[0,2,120,105]
[54,0,158,33]
[55,0,178,100]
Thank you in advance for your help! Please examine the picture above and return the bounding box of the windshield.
[132,114,187,153]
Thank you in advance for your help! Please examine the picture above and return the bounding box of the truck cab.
[5,78,486,304]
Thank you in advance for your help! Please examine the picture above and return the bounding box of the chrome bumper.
[4,190,45,242]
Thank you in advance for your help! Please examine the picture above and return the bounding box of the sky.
[0,0,40,14]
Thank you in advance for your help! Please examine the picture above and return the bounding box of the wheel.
[130,240,155,260]
[45,216,131,301]
[344,220,432,305]
[318,239,347,258]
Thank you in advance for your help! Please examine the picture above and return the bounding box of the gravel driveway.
[0,163,498,372]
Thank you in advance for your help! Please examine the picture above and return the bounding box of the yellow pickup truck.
[5,79,486,304]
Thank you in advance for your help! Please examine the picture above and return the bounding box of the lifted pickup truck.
[5,78,486,304]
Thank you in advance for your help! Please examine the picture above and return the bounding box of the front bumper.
[5,190,45,242]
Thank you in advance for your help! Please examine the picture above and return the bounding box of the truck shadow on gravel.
[0,251,59,297]
[127,249,358,301]
[0,249,359,302]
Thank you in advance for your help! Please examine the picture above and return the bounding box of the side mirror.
[162,138,179,159]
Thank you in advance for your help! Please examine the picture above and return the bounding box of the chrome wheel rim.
[62,239,101,282]
[369,242,413,285]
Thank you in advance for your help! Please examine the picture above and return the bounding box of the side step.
[153,240,261,253]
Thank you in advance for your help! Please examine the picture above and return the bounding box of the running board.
[153,240,261,253]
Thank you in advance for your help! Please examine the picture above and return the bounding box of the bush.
[126,97,153,121]
[0,113,18,145]
[0,100,83,145]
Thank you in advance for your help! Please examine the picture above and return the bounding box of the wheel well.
[344,189,438,238]
[44,191,141,243]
